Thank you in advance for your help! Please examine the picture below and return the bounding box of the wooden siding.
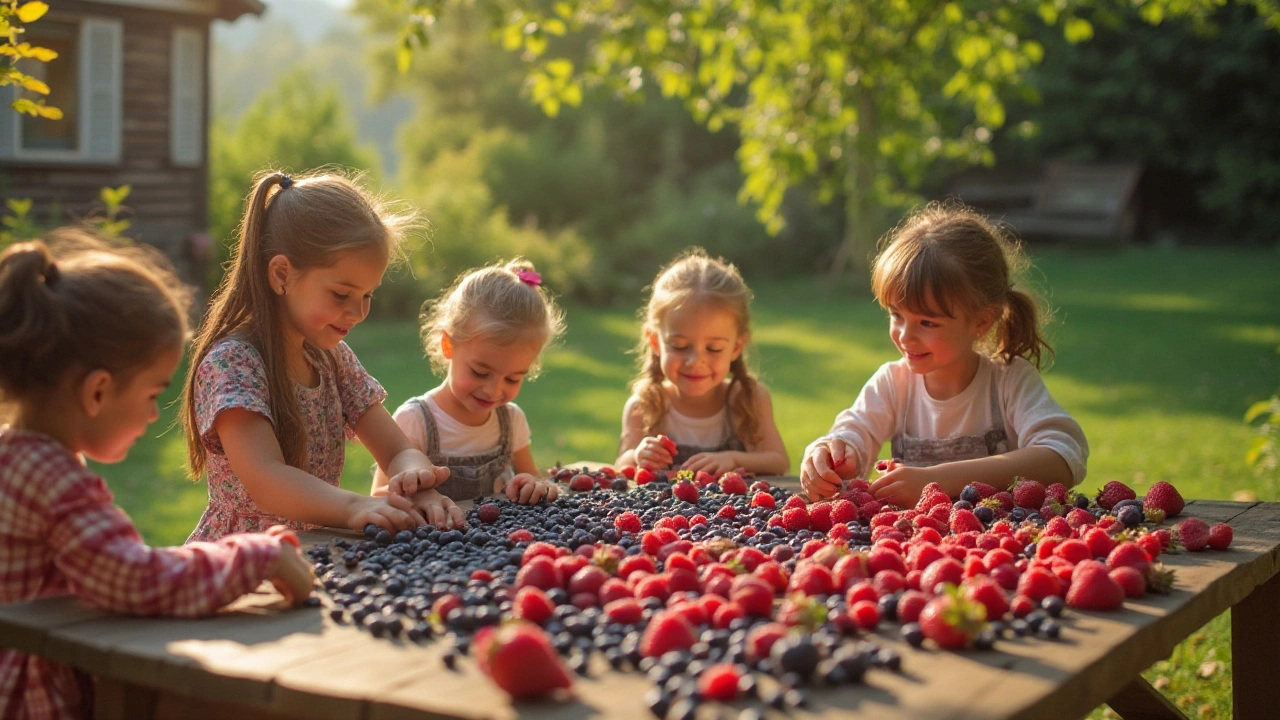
[0,0,213,282]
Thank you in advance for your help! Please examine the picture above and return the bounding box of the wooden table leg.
[1233,570,1280,719]
[1105,676,1188,720]
[94,677,157,720]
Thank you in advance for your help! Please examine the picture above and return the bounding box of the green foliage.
[0,186,131,250]
[1,0,61,118]
[207,69,381,277]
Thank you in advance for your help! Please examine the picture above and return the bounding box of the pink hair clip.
[515,269,542,287]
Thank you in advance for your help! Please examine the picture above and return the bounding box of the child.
[800,203,1088,506]
[616,249,789,476]
[182,170,461,541]
[373,260,563,503]
[0,231,314,719]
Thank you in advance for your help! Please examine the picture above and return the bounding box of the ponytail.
[994,286,1053,370]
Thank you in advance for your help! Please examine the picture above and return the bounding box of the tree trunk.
[830,84,879,280]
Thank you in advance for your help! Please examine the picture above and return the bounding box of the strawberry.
[777,593,829,628]
[896,589,930,623]
[712,602,746,629]
[962,576,1011,621]
[1011,480,1046,510]
[672,479,699,504]
[614,511,642,534]
[568,473,594,492]
[750,491,776,509]
[516,556,564,591]
[618,465,637,479]
[787,562,835,596]
[1207,523,1233,550]
[1141,481,1185,518]
[598,578,632,606]
[568,565,609,597]
[1109,567,1146,599]
[730,576,776,617]
[918,585,987,649]
[989,491,1017,512]
[1096,481,1137,511]
[1136,533,1164,560]
[657,434,678,456]
[746,622,789,660]
[473,623,573,699]
[698,664,741,702]
[784,495,808,511]
[694,470,716,487]
[949,508,984,534]
[828,499,857,525]
[1044,483,1070,505]
[1176,518,1211,551]
[848,600,881,630]
[719,472,748,495]
[1066,560,1125,611]
[969,482,1001,499]
[919,557,965,595]
[507,528,534,544]
[808,503,834,532]
[513,586,556,625]
[1065,508,1096,529]
[639,610,696,657]
[1083,526,1116,559]
[1105,542,1151,574]
[782,507,811,532]
[1016,566,1061,601]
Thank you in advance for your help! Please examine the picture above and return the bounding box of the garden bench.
[946,162,1144,244]
[1,489,1277,720]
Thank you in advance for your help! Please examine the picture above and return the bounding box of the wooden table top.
[2,496,1278,720]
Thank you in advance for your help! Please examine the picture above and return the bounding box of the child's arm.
[216,408,424,532]
[869,448,1073,506]
[358,403,451,497]
[682,385,790,476]
[501,445,561,504]
[799,363,901,500]
[616,396,675,469]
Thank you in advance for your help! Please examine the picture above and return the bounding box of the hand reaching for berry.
[869,463,934,507]
[264,526,314,607]
[411,488,466,529]
[346,494,425,534]
[681,451,739,476]
[635,434,676,470]
[504,473,560,504]
[387,463,451,497]
[800,439,855,501]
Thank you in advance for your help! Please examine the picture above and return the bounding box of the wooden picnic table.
[1,485,1277,720]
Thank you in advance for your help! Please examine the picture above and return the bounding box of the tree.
[388,0,1280,276]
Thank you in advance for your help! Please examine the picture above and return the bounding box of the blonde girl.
[617,249,789,476]
[373,260,563,503]
[0,230,313,718]
[182,170,461,541]
[801,203,1088,506]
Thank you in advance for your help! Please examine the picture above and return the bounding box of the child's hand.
[387,464,451,497]
[869,464,933,508]
[800,439,854,501]
[681,452,738,476]
[347,495,425,534]
[410,488,467,530]
[265,526,314,607]
[636,434,676,470]
[505,473,559,504]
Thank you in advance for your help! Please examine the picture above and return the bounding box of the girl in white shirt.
[801,203,1088,506]
[616,249,789,477]
[374,260,563,503]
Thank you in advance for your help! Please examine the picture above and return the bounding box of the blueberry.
[900,622,924,648]
[363,523,380,539]
[1041,595,1065,618]
[374,529,392,545]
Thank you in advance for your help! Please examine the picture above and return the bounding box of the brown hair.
[629,248,763,445]
[0,228,190,421]
[871,202,1053,368]
[182,169,415,479]
[419,258,565,377]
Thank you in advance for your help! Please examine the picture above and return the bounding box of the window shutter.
[79,18,122,163]
[170,26,203,167]
[0,85,16,160]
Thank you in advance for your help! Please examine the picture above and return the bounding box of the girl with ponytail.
[801,202,1088,506]
[616,249,789,477]
[182,169,461,542]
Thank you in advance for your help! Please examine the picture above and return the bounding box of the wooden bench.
[2,494,1278,720]
[946,162,1144,244]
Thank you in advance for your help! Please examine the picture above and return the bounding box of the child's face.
[274,247,387,350]
[81,344,182,463]
[650,305,745,400]
[441,335,542,424]
[887,298,993,381]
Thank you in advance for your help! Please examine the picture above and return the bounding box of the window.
[0,16,122,163]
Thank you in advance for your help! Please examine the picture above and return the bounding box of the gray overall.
[671,406,748,467]
[412,399,513,501]
[889,378,1010,466]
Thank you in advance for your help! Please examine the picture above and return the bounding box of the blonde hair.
[0,228,190,421]
[871,201,1053,369]
[630,248,763,445]
[183,168,416,479]
[419,258,565,377]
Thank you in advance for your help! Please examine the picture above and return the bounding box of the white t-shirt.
[391,393,532,458]
[808,355,1088,484]
[659,405,732,448]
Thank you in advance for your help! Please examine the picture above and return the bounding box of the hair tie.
[43,262,60,288]
[279,174,294,190]
[515,269,541,287]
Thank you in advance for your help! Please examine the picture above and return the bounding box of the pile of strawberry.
[312,468,1237,714]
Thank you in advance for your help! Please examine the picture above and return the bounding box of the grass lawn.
[97,244,1278,718]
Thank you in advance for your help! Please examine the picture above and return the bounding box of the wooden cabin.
[0,0,264,281]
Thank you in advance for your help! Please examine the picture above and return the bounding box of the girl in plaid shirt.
[0,230,315,720]
[180,170,462,540]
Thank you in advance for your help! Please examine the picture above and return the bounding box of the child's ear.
[972,307,998,338]
[78,369,114,418]
[441,332,454,359]
[266,254,293,296]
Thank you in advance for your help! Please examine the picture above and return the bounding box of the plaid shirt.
[0,428,283,720]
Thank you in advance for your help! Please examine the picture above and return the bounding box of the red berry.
[697,664,741,702]
[614,511,642,534]
[750,491,776,509]
[1207,523,1233,550]
[477,503,501,523]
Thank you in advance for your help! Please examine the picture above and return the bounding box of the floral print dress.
[187,338,386,543]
